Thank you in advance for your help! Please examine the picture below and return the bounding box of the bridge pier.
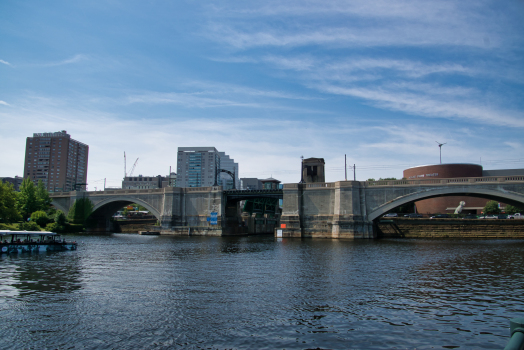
[280,181,375,239]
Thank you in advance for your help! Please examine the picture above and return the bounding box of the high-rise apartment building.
[23,131,89,192]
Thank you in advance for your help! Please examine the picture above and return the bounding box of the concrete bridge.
[278,175,524,238]
[49,175,524,238]
[50,186,282,234]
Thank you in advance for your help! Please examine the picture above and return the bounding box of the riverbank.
[377,218,524,238]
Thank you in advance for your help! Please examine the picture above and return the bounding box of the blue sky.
[1,0,523,189]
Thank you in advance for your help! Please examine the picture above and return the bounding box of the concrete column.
[331,181,374,239]
[160,187,185,228]
[280,184,303,237]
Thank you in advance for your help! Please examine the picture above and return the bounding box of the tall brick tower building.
[23,131,89,192]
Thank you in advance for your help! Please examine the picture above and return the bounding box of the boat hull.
[1,243,77,254]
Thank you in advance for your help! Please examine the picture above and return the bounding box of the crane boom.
[129,158,139,177]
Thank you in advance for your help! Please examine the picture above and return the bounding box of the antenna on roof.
[436,141,447,164]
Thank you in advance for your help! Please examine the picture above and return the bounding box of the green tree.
[45,210,68,233]
[0,181,21,223]
[36,180,52,212]
[17,178,39,219]
[55,210,67,226]
[483,200,500,215]
[505,205,523,215]
[19,220,41,231]
[30,210,49,227]
[67,197,94,224]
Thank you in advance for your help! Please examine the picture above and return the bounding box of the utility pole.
[353,164,356,181]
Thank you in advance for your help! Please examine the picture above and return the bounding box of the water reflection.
[0,252,82,298]
[0,235,523,349]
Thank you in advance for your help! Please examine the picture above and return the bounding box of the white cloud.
[0,59,11,66]
[0,100,10,106]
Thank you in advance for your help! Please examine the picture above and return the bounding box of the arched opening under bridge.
[368,188,524,222]
[87,197,161,233]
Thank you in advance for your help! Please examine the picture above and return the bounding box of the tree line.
[0,178,93,233]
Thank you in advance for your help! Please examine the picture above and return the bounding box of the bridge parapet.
[365,176,524,187]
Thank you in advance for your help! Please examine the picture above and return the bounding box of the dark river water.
[1,234,523,350]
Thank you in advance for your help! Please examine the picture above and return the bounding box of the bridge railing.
[366,176,524,187]
[50,188,166,196]
[281,176,524,190]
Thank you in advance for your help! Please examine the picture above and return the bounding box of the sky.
[1,0,523,189]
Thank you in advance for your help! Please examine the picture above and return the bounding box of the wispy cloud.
[0,59,11,66]
[126,92,261,108]
[0,100,10,106]
[42,54,87,67]
[204,0,517,50]
[318,84,524,127]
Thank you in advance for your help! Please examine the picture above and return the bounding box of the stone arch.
[367,187,524,221]
[91,196,162,220]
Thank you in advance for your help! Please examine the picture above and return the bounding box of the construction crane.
[124,152,139,177]
[129,158,139,177]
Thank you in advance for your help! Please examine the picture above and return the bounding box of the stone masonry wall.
[377,219,524,239]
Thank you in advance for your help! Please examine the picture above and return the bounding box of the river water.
[1,234,523,350]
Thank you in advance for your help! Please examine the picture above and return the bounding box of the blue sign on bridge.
[209,212,218,225]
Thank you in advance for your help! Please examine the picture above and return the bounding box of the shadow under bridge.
[223,189,283,235]
[88,197,161,233]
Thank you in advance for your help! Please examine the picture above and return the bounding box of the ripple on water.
[0,235,523,349]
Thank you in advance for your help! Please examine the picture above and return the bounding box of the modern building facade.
[218,152,239,189]
[24,131,89,192]
[176,147,221,188]
[176,147,239,188]
[403,164,524,214]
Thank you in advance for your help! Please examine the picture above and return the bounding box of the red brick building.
[403,164,512,215]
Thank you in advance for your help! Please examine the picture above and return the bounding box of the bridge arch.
[367,187,524,221]
[91,196,162,220]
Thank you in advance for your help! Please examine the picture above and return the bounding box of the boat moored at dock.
[0,230,77,254]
